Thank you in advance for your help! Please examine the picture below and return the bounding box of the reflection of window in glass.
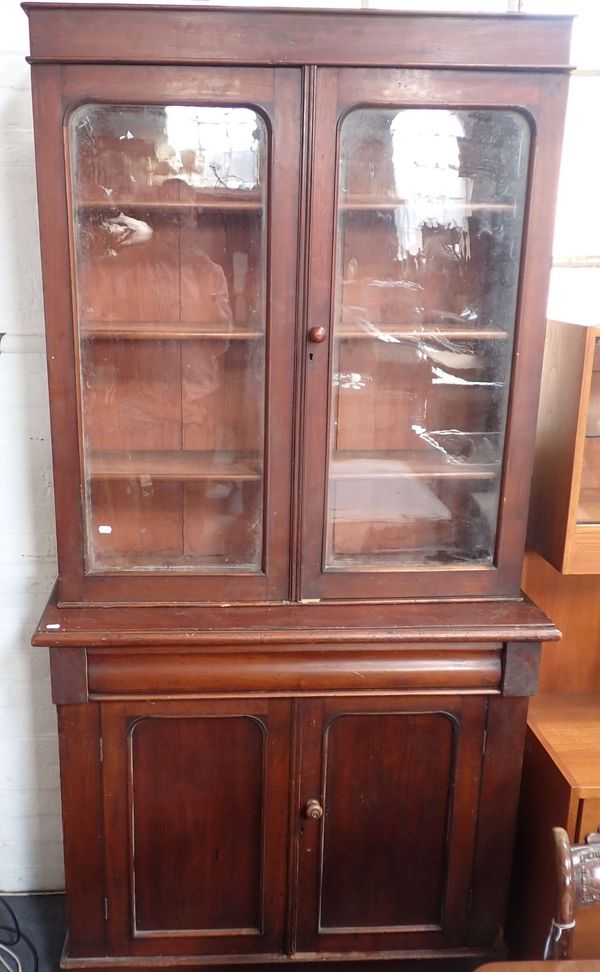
[71,105,265,199]
[390,110,470,259]
[330,108,531,569]
[69,103,268,572]
[162,107,261,190]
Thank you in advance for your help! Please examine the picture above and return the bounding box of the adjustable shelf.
[80,320,264,341]
[339,194,515,213]
[335,323,509,342]
[330,450,498,481]
[78,191,262,213]
[89,450,262,482]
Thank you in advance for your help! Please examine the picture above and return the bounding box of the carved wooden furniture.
[547,827,600,960]
[528,320,600,574]
[510,695,600,960]
[25,5,572,972]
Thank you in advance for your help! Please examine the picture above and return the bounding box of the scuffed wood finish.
[469,695,529,948]
[502,643,542,697]
[56,704,106,957]
[49,646,88,704]
[58,954,504,971]
[24,5,572,70]
[33,586,560,647]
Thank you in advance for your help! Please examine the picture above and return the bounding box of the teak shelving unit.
[528,319,600,573]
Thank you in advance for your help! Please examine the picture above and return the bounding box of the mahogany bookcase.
[24,6,572,971]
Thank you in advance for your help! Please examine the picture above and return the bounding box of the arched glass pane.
[327,107,531,569]
[69,104,267,572]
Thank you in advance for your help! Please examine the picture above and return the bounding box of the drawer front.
[86,643,503,698]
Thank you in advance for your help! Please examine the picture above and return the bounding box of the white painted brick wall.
[0,0,62,892]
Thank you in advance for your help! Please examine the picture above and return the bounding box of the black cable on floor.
[0,897,39,972]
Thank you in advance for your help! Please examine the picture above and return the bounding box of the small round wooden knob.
[308,325,327,344]
[304,799,324,820]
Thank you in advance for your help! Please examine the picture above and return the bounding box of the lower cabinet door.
[294,695,487,954]
[101,698,291,957]
[99,694,486,959]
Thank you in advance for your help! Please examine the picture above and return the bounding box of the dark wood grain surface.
[24,6,573,70]
[33,584,559,646]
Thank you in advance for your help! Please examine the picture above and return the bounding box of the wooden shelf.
[90,553,252,570]
[339,195,407,211]
[335,323,508,342]
[78,191,262,213]
[339,194,515,213]
[81,321,506,343]
[330,450,498,481]
[89,451,262,482]
[81,320,264,341]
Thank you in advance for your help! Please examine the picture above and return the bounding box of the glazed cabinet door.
[294,695,486,954]
[301,67,564,599]
[32,64,301,603]
[100,699,291,957]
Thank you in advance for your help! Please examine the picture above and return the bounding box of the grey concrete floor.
[1,895,66,972]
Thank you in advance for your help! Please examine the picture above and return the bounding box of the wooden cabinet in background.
[521,551,600,694]
[510,695,600,959]
[25,5,572,972]
[528,320,600,574]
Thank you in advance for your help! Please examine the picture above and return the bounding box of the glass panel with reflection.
[69,104,267,571]
[327,108,530,568]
